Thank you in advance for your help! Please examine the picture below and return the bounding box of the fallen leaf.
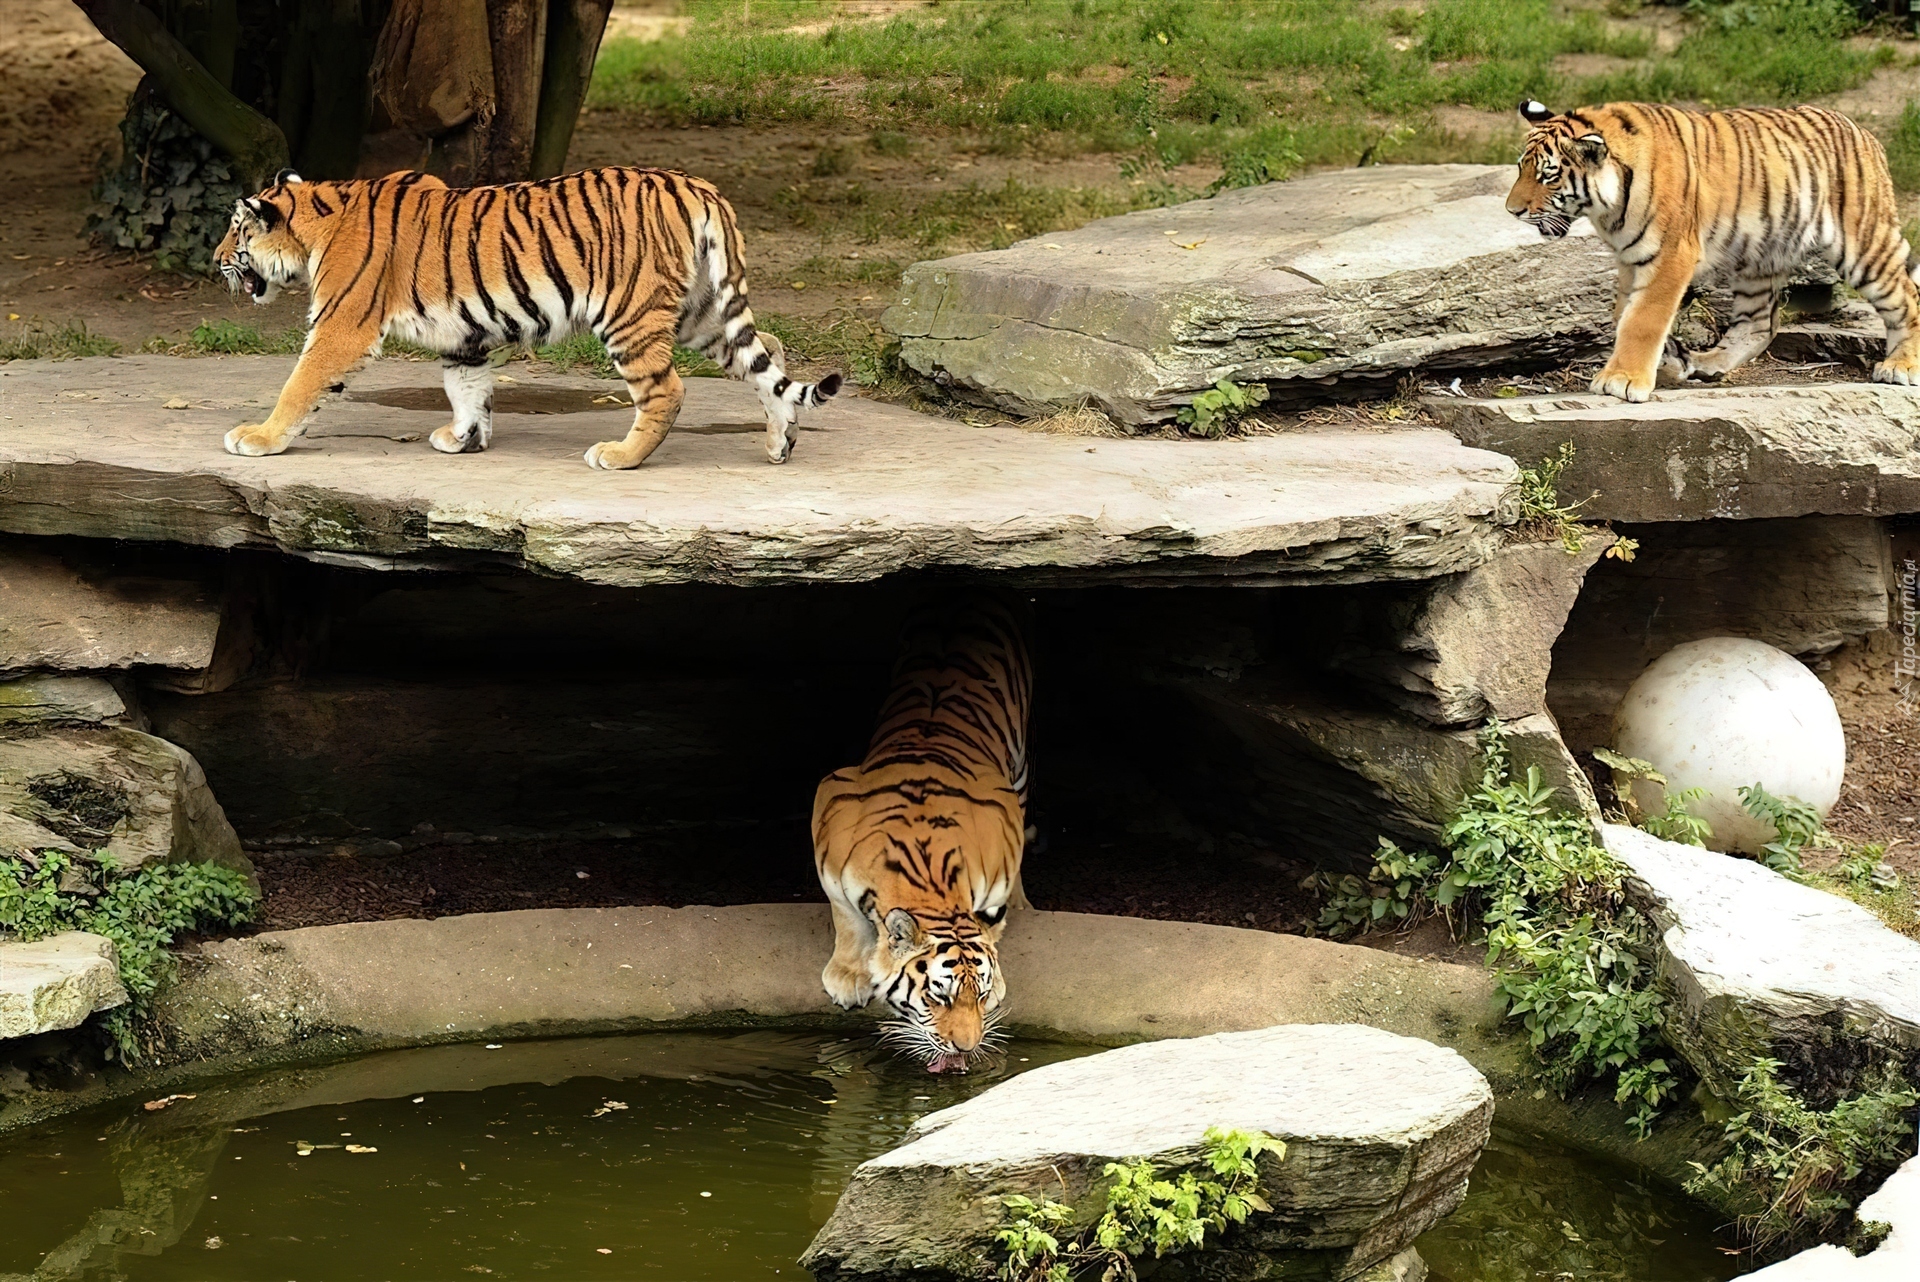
[345,1144,378,1154]
[597,1248,613,1254]
[162,397,190,410]
[143,1094,196,1112]
[204,1236,223,1250]
[590,1100,630,1118]
[6,313,18,321]
[485,1043,503,1050]
[1176,238,1207,250]
[295,1141,313,1156]
[392,432,422,443]
[1044,243,1062,250]
[590,393,631,405]
[790,281,806,290]
[496,375,517,384]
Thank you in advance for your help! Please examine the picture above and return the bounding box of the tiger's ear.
[241,197,283,229]
[883,908,922,954]
[1518,99,1555,125]
[274,168,304,186]
[1572,133,1609,167]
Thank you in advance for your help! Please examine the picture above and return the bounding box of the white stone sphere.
[1611,637,1845,856]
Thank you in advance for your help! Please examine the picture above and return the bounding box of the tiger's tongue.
[927,1053,969,1074]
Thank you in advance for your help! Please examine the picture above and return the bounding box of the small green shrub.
[1,849,257,1060]
[1211,128,1302,192]
[1510,443,1597,553]
[1176,378,1269,437]
[996,1127,1281,1281]
[1686,1057,1918,1256]
[88,93,246,276]
[1738,783,1825,875]
[1313,725,1680,1137]
[1593,747,1714,846]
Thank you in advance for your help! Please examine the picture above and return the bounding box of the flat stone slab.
[0,542,223,674]
[881,164,1616,424]
[0,356,1518,587]
[801,1024,1492,1281]
[1431,384,1920,522]
[0,931,126,1040]
[1605,824,1920,1102]
[0,675,126,726]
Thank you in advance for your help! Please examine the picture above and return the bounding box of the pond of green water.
[0,1031,1742,1280]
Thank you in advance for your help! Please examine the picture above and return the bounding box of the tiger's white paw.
[583,439,641,469]
[1590,367,1654,402]
[224,423,288,456]
[1872,359,1920,386]
[821,961,873,1010]
[430,423,487,454]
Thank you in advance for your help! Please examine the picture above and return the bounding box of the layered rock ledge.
[801,1023,1492,1282]
[881,164,1617,423]
[0,356,1516,587]
[1430,384,1920,522]
[0,932,126,1040]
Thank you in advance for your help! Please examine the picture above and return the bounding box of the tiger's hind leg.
[430,356,496,454]
[584,331,685,470]
[1673,276,1787,383]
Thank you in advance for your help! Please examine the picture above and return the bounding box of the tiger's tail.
[678,194,841,463]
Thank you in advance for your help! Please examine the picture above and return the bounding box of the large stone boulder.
[881,164,1617,424]
[0,542,224,675]
[0,675,128,726]
[1604,824,1920,1104]
[0,727,248,876]
[0,932,127,1040]
[1431,384,1920,523]
[800,1024,1493,1282]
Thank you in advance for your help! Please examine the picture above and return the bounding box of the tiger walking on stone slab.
[1506,100,1920,401]
[812,593,1034,1074]
[213,167,839,467]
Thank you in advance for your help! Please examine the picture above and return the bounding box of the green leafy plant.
[1,850,257,1060]
[87,94,247,277]
[1737,783,1825,875]
[1593,747,1713,846]
[0,322,121,362]
[1175,378,1269,438]
[187,319,306,355]
[996,1128,1281,1281]
[1313,725,1680,1137]
[1312,838,1444,934]
[1510,443,1599,553]
[1686,1057,1918,1256]
[1210,125,1302,192]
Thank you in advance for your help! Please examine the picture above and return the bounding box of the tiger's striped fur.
[812,593,1033,1073]
[1507,100,1920,401]
[212,167,839,467]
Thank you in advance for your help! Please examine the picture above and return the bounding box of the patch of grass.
[525,331,724,379]
[776,175,1194,254]
[1686,1056,1917,1258]
[1,849,257,1062]
[0,321,120,361]
[586,1,1896,183]
[1885,100,1920,194]
[759,311,903,389]
[186,318,305,355]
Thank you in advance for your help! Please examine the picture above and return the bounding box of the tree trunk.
[285,1,382,179]
[485,0,547,183]
[530,0,612,179]
[74,0,289,187]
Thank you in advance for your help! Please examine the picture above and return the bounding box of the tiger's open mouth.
[239,266,269,300]
[926,1052,971,1074]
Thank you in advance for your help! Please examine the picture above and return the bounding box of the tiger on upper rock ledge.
[212,166,839,468]
[1507,99,1920,402]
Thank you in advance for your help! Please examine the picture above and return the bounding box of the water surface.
[0,1031,1741,1280]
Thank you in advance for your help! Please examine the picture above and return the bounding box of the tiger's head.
[1507,100,1612,239]
[872,904,1008,1074]
[215,170,318,305]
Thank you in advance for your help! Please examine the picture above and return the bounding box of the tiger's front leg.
[429,357,496,455]
[1593,243,1699,402]
[821,894,878,1009]
[225,322,380,456]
